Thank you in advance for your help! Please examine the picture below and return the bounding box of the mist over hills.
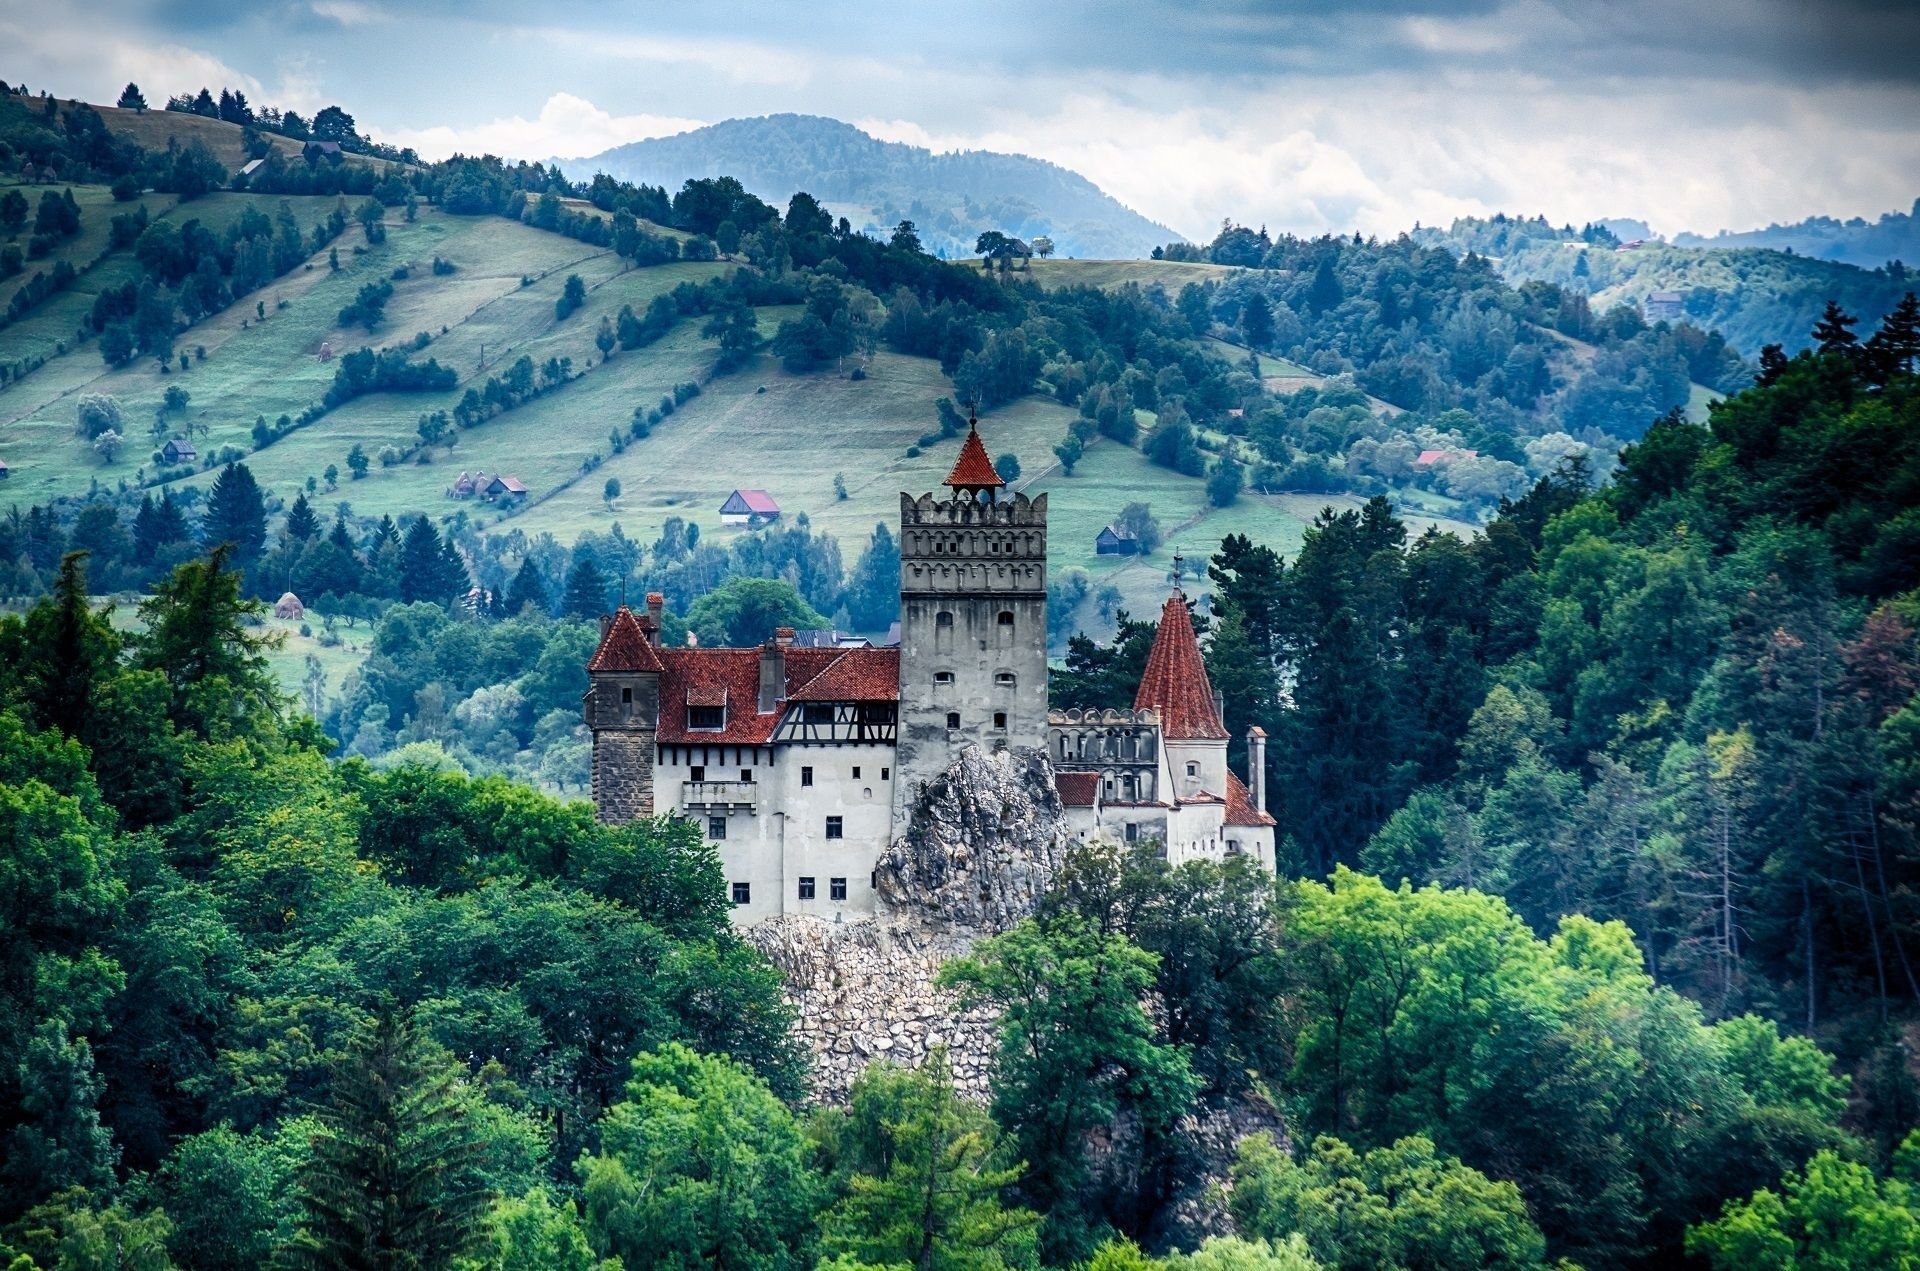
[567,113,1178,260]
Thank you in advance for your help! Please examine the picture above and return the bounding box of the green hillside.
[1,191,1417,642]
[1413,213,1913,354]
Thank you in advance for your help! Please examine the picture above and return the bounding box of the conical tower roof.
[944,418,1005,491]
[588,605,664,673]
[1134,591,1228,740]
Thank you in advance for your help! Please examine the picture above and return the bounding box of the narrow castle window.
[830,877,848,900]
[852,766,861,779]
[731,882,750,906]
[946,712,961,730]
[826,816,844,839]
[707,816,726,840]
[1186,762,1199,778]
[881,766,891,780]
[936,610,954,653]
[801,766,814,787]
[621,687,632,703]
[690,764,706,782]
[798,876,816,899]
[993,712,1007,731]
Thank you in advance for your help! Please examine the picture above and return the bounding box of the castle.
[583,420,1276,923]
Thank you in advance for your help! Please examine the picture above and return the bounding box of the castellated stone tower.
[892,420,1049,837]
[585,593,665,824]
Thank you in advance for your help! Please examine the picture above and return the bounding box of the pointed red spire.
[944,416,1005,491]
[1134,592,1228,740]
[588,606,664,673]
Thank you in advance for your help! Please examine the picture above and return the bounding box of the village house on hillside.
[1414,447,1477,467]
[719,489,780,525]
[1643,290,1687,323]
[304,140,343,166]
[160,438,196,465]
[1095,525,1139,555]
[482,474,527,504]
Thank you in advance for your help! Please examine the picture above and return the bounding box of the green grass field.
[1024,258,1239,290]
[0,197,1483,649]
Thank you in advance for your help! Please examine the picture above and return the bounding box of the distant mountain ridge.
[1670,199,1920,270]
[567,113,1178,260]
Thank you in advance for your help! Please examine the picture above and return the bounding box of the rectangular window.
[825,816,843,839]
[707,815,726,840]
[993,712,1007,730]
[830,877,848,901]
[870,870,878,889]
[688,705,724,730]
[740,769,753,783]
[1124,822,1139,842]
[852,765,861,779]
[801,766,813,787]
[802,702,834,725]
[690,764,706,783]
[798,876,816,900]
[731,882,750,906]
[881,767,891,781]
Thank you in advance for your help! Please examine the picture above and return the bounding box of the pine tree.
[561,556,607,620]
[1864,291,1920,383]
[135,544,282,737]
[398,517,465,605]
[19,551,120,740]
[1811,300,1860,356]
[278,1012,494,1271]
[116,82,147,112]
[327,513,357,555]
[505,559,551,616]
[202,462,268,562]
[284,492,320,542]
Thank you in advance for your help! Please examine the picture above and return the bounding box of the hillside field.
[0,194,1481,650]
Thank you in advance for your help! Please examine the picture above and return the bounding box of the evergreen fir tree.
[561,556,607,620]
[135,544,282,736]
[504,559,551,616]
[1811,300,1860,355]
[277,1011,494,1271]
[1864,291,1920,383]
[284,492,320,543]
[202,462,269,562]
[398,517,462,604]
[19,552,120,740]
[327,513,357,555]
[3,1020,119,1205]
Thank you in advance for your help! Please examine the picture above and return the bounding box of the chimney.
[775,626,795,647]
[645,592,664,646]
[759,636,785,713]
[1246,726,1267,813]
[1212,688,1226,730]
[598,612,612,641]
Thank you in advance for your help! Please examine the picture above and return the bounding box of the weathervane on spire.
[1170,551,1186,592]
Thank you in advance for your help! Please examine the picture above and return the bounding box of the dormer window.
[688,705,725,730]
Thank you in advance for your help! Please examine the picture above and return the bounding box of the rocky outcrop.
[743,745,1073,1101]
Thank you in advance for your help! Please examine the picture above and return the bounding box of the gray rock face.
[744,744,1072,1101]
[878,746,1076,933]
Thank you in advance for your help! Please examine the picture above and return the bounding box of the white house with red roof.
[719,489,781,525]
[585,421,1275,924]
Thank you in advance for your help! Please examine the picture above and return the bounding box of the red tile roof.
[1225,771,1276,827]
[1134,593,1228,740]
[787,648,901,702]
[944,422,1005,489]
[587,606,664,673]
[1055,771,1100,807]
[654,646,899,743]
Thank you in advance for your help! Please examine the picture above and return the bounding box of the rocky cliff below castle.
[742,745,1073,1101]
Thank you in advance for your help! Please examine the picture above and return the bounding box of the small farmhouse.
[483,474,528,503]
[304,140,344,166]
[719,489,780,525]
[1414,448,1477,467]
[1643,290,1686,323]
[161,438,197,465]
[1095,525,1139,556]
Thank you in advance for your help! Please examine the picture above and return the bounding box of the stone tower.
[892,420,1049,835]
[584,594,664,824]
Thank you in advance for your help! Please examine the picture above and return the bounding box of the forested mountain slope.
[570,113,1177,260]
[1673,197,1920,270]
[1413,213,1914,355]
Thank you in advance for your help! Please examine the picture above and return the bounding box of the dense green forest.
[2,299,1918,1269]
[1410,213,1914,356]
[1671,198,1920,270]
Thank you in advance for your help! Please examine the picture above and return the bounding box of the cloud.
[310,0,391,26]
[378,92,706,162]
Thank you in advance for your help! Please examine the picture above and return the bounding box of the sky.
[6,0,1919,243]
